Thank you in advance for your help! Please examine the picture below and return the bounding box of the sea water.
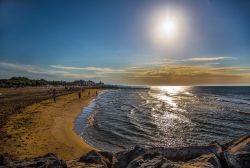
[74,86,250,152]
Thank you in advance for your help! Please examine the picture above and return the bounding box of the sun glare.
[150,14,180,45]
[159,18,176,38]
[148,7,188,47]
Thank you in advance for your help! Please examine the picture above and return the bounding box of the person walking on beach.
[88,90,90,97]
[96,91,98,96]
[52,88,56,103]
[78,91,81,99]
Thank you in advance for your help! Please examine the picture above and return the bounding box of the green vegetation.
[0,77,104,88]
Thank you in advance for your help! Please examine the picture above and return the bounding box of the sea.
[74,86,250,152]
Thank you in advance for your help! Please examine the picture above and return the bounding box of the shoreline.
[0,89,100,160]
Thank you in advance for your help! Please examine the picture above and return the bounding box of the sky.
[0,0,250,85]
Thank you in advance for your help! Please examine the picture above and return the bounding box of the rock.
[0,154,7,166]
[113,143,222,167]
[180,153,222,168]
[0,154,11,167]
[223,134,250,168]
[159,142,223,162]
[0,155,4,165]
[79,150,114,168]
[114,148,222,168]
[126,152,172,168]
[1,153,67,168]
[1,134,250,168]
[67,159,104,168]
[113,145,146,167]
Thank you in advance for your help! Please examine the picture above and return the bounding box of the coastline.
[2,134,250,167]
[0,89,99,160]
[0,87,249,167]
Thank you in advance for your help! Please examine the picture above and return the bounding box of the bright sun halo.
[158,17,177,39]
[160,19,176,37]
[150,9,185,45]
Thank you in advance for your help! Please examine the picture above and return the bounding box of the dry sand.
[0,89,99,160]
[0,87,74,128]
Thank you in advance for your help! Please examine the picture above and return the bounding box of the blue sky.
[0,0,250,85]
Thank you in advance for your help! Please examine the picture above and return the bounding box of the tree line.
[0,77,104,88]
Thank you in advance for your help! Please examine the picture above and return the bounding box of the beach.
[0,88,99,160]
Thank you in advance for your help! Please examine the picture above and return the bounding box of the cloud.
[50,65,112,71]
[0,62,35,72]
[0,62,94,79]
[205,62,220,65]
[0,62,69,75]
[0,62,129,80]
[119,65,250,85]
[1,61,250,85]
[188,57,234,61]
[50,65,126,74]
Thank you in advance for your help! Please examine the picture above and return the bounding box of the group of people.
[52,88,98,103]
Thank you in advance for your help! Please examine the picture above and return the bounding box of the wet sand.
[0,89,99,160]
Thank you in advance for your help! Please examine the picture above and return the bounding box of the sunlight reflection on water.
[152,86,190,95]
[151,86,190,110]
[149,86,192,144]
[75,86,250,152]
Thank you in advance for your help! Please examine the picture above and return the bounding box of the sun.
[150,14,180,45]
[148,8,186,46]
[159,18,176,38]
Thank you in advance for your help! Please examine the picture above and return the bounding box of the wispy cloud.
[205,62,221,65]
[0,62,95,79]
[143,56,235,67]
[50,65,113,71]
[188,57,234,61]
[0,62,131,80]
[1,61,250,85]
[0,62,35,72]
[50,65,126,74]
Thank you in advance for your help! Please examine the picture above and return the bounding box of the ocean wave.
[235,110,250,115]
[86,109,98,127]
[216,97,250,105]
[75,87,250,153]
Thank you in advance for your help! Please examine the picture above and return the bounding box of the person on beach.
[88,90,90,97]
[96,91,98,96]
[52,88,56,103]
[78,91,81,99]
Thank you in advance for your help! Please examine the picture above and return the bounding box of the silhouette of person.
[88,90,90,97]
[53,88,56,103]
[78,91,81,99]
[96,91,98,96]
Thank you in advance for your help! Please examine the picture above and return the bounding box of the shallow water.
[74,86,250,152]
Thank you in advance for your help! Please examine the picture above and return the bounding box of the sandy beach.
[0,89,99,160]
